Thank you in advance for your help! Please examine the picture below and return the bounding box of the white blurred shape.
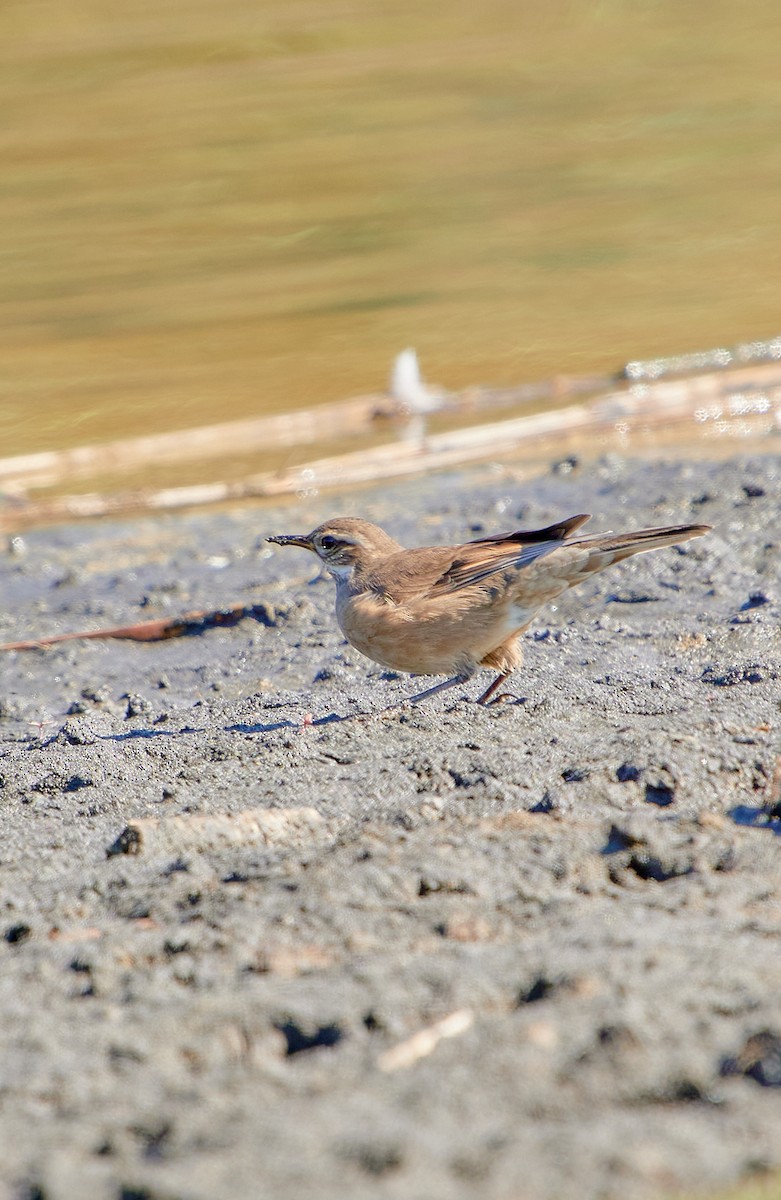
[389,348,446,446]
[390,348,440,416]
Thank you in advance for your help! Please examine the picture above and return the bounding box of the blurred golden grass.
[3,0,781,458]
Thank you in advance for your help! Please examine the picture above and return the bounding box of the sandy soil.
[1,451,780,1200]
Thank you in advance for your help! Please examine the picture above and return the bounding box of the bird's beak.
[267,533,313,550]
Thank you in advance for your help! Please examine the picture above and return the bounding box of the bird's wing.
[431,514,592,594]
[462,514,591,547]
[432,542,562,592]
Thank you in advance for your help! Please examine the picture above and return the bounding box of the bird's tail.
[573,522,710,570]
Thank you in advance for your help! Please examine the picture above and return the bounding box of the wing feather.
[433,542,558,592]
[431,514,591,594]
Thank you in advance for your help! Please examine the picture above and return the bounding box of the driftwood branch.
[2,359,779,530]
[0,602,274,653]
[0,374,609,493]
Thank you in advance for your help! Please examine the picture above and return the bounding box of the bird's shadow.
[94,726,206,743]
[63,689,526,745]
[91,715,352,741]
[92,692,528,741]
[227,712,350,733]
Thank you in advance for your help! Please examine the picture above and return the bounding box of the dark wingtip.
[513,513,592,543]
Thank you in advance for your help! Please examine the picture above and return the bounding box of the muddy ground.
[1,451,780,1200]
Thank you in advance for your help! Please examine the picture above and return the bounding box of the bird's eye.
[320,535,338,552]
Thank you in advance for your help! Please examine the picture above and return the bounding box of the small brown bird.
[268,514,710,705]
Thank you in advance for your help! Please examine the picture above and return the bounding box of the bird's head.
[267,518,401,581]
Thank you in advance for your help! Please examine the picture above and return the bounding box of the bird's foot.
[474,670,515,706]
[476,690,520,707]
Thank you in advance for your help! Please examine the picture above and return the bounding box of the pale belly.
[335,590,538,675]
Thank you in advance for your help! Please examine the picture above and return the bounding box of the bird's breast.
[334,587,538,676]
[335,592,432,672]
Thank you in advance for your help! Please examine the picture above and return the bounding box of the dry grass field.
[3,0,781,464]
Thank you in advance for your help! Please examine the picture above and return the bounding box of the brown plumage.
[268,513,710,705]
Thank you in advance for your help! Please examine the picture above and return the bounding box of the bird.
[388,349,446,445]
[267,513,710,706]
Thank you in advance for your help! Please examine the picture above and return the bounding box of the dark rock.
[626,853,692,882]
[739,591,770,611]
[4,922,32,944]
[519,977,556,1004]
[702,664,771,686]
[721,1031,781,1087]
[645,782,675,807]
[275,1020,344,1056]
[123,693,153,719]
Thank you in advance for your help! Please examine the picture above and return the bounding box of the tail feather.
[574,522,711,566]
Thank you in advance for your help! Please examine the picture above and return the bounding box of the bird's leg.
[475,670,516,706]
[406,673,471,705]
[374,672,471,719]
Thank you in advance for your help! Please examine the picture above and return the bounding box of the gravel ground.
[1,451,780,1200]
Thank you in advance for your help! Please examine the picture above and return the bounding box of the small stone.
[106,827,143,857]
[519,977,556,1004]
[703,664,770,687]
[59,719,95,746]
[740,592,770,611]
[551,455,579,476]
[645,782,675,807]
[721,1031,781,1087]
[5,922,32,944]
[531,791,556,813]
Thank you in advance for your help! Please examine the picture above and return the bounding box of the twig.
[0,602,274,652]
[377,1009,475,1072]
